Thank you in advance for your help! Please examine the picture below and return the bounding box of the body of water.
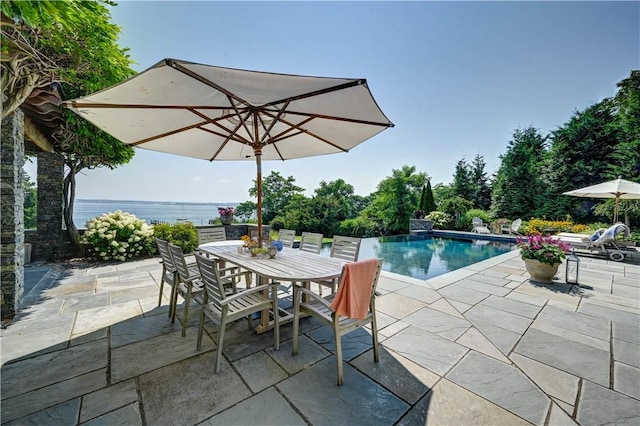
[73,199,239,228]
[350,234,515,280]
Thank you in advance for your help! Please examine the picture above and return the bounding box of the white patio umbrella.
[563,177,640,223]
[63,58,394,244]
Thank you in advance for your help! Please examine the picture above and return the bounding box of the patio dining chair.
[168,243,206,336]
[155,238,184,318]
[299,232,323,254]
[292,258,383,385]
[313,235,362,295]
[194,253,279,373]
[277,229,296,248]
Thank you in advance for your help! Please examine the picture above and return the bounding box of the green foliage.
[425,211,453,230]
[337,217,382,238]
[235,200,256,221]
[491,126,548,219]
[249,171,304,223]
[23,171,37,229]
[438,196,474,228]
[83,211,155,261]
[152,222,198,254]
[364,165,427,235]
[423,180,437,214]
[462,209,492,231]
[452,157,474,201]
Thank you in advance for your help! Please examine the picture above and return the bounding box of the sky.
[26,1,639,203]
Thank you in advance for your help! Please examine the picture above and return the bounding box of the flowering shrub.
[84,211,155,261]
[517,234,571,266]
[153,222,198,253]
[218,207,236,216]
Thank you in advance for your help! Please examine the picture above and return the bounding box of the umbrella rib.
[168,60,252,107]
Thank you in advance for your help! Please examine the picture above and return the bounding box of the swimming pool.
[322,234,516,281]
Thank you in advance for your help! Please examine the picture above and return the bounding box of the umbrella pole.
[255,147,263,246]
[614,195,620,224]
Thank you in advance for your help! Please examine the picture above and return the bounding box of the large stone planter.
[523,258,560,283]
[219,215,233,225]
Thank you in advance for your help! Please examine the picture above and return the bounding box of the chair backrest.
[330,235,361,262]
[511,218,522,232]
[277,229,296,248]
[155,238,176,270]
[194,253,226,311]
[198,227,226,245]
[332,259,383,319]
[168,243,193,282]
[472,217,483,227]
[299,232,323,254]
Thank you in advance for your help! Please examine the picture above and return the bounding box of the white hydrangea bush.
[83,210,155,261]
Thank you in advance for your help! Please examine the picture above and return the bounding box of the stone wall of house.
[23,152,75,261]
[1,111,25,320]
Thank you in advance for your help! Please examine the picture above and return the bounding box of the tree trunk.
[63,161,81,254]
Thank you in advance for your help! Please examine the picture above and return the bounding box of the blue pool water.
[322,234,515,281]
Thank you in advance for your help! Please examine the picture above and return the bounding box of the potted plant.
[218,206,236,225]
[517,234,571,283]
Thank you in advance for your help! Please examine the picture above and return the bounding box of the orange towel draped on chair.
[330,258,379,320]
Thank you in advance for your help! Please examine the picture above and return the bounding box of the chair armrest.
[293,286,333,309]
[221,282,279,305]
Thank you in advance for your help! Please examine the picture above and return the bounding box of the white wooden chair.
[471,217,491,234]
[194,253,279,373]
[292,259,383,385]
[501,218,523,235]
[277,229,296,248]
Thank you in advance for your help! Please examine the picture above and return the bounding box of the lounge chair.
[501,218,522,236]
[472,217,491,234]
[557,223,634,262]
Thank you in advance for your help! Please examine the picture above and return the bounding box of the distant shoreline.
[76,199,241,206]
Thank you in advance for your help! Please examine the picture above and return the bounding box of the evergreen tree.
[452,158,474,201]
[423,180,437,214]
[543,101,619,221]
[470,154,492,210]
[491,127,547,219]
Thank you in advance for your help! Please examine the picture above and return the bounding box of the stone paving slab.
[201,387,306,425]
[277,357,409,425]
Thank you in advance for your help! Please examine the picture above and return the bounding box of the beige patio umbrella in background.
[63,58,394,244]
[563,177,640,223]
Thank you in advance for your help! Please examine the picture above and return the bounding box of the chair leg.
[158,266,165,307]
[292,286,300,355]
[182,285,191,337]
[215,312,228,374]
[333,317,343,386]
[272,286,280,351]
[371,313,380,362]
[197,306,206,350]
[168,279,177,319]
[171,281,179,324]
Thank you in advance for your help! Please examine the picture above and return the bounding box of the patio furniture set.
[154,229,382,385]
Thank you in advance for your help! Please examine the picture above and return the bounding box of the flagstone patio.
[1,250,638,425]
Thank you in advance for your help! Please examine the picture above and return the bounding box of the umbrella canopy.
[63,58,394,243]
[563,177,640,223]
